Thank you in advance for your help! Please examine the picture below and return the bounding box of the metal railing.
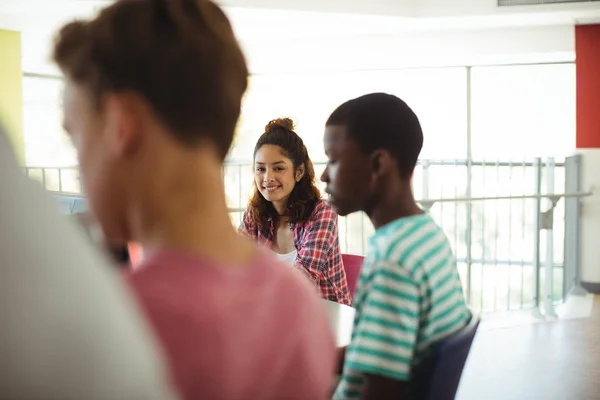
[24,156,589,315]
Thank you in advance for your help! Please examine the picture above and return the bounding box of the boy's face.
[321,125,372,217]
[62,81,128,242]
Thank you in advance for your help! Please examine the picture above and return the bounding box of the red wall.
[576,24,600,149]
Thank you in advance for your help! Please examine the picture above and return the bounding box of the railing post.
[78,169,84,194]
[58,168,63,192]
[41,168,47,191]
[543,157,558,319]
[532,158,543,319]
[465,159,473,306]
[565,154,588,297]
[465,67,473,306]
[420,160,434,210]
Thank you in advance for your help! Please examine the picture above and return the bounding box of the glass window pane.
[22,76,76,167]
[232,67,467,162]
[470,63,576,159]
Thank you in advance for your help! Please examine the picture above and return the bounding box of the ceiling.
[0,0,597,75]
[1,0,600,40]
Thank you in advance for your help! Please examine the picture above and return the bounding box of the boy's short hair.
[53,0,248,160]
[326,93,423,178]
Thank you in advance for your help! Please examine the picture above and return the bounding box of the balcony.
[25,156,584,314]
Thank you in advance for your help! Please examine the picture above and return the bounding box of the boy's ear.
[370,149,395,178]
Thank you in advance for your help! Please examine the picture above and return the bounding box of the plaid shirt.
[240,200,352,306]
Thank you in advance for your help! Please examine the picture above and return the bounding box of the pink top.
[127,249,336,400]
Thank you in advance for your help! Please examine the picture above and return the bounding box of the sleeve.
[344,262,420,382]
[238,209,258,240]
[294,203,339,283]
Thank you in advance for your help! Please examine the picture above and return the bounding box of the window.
[22,76,76,167]
[22,62,576,312]
[231,67,468,163]
[470,63,576,159]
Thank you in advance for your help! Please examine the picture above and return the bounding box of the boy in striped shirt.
[321,93,470,400]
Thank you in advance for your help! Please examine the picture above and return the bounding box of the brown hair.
[53,0,248,159]
[248,118,321,230]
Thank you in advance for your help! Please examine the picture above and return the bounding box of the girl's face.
[254,144,304,212]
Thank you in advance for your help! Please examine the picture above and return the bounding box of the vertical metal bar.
[422,161,430,202]
[560,163,567,301]
[507,160,514,310]
[465,66,473,306]
[466,159,473,306]
[480,160,486,311]
[58,168,63,192]
[493,160,499,311]
[521,160,527,308]
[565,154,587,297]
[453,161,459,267]
[466,66,472,162]
[41,168,47,190]
[544,158,557,318]
[532,158,543,316]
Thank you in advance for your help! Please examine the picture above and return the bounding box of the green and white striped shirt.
[334,213,469,400]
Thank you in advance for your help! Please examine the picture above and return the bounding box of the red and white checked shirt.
[240,199,352,306]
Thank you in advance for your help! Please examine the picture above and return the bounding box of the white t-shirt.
[275,250,297,266]
[0,126,177,399]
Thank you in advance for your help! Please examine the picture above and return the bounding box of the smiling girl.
[240,118,352,306]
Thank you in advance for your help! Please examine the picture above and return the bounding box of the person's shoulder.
[377,214,443,254]
[308,199,337,223]
[126,250,200,294]
[366,215,445,275]
[313,198,335,214]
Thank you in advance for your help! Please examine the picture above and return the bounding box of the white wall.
[0,3,99,76]
[217,0,415,16]
[1,9,576,76]
[2,0,593,76]
[242,24,575,74]
[218,0,600,20]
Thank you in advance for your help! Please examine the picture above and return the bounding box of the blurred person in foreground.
[53,0,336,399]
[0,123,176,399]
[74,211,133,269]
